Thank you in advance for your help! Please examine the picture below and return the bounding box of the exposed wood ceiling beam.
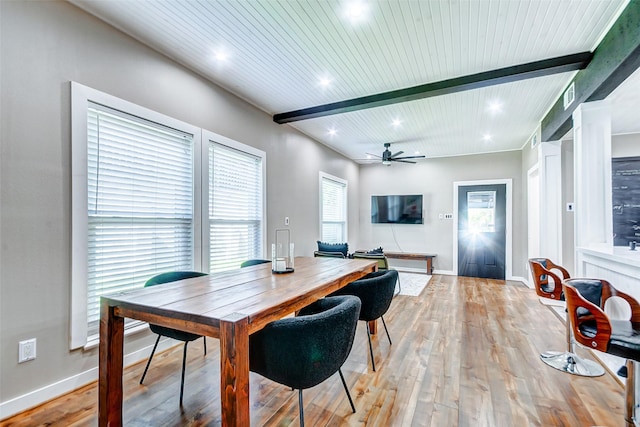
[273,52,593,124]
[542,1,640,142]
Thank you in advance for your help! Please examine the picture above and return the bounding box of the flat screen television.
[371,194,423,224]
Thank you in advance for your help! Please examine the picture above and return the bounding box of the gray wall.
[358,151,525,276]
[0,1,359,404]
[561,139,576,274]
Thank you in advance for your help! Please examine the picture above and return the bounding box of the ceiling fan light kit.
[372,142,426,166]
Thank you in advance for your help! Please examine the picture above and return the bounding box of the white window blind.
[86,104,194,337]
[320,174,347,243]
[209,142,263,272]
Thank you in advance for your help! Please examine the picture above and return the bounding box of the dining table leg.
[220,313,250,427]
[99,299,124,427]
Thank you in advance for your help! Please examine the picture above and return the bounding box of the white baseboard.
[393,266,427,274]
[433,269,455,276]
[509,275,529,286]
[0,337,179,420]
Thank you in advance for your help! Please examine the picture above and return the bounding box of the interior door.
[457,184,506,279]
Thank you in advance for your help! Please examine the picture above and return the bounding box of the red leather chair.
[563,278,640,426]
[528,258,604,376]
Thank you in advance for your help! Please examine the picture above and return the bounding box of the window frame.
[71,82,202,349]
[319,172,348,243]
[201,130,266,272]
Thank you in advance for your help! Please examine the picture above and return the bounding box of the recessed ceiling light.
[482,134,492,141]
[488,100,502,114]
[391,118,402,128]
[319,76,332,87]
[344,1,369,23]
[414,151,420,155]
[328,127,337,136]
[214,50,229,61]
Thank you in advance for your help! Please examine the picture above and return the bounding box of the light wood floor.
[1,275,625,426]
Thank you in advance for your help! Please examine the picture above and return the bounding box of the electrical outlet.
[444,213,453,219]
[19,338,36,363]
[284,216,289,226]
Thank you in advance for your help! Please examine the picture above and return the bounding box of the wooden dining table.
[98,256,377,426]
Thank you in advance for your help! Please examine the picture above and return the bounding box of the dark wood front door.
[457,184,506,279]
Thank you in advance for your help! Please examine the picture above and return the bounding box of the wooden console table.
[384,252,436,274]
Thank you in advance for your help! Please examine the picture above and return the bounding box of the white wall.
[612,133,640,157]
[0,0,359,413]
[359,151,525,275]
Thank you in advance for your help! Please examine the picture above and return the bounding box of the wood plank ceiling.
[70,0,630,162]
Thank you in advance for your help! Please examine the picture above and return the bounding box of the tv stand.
[383,251,436,274]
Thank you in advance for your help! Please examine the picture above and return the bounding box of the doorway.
[454,181,510,280]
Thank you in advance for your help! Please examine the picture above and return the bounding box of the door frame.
[527,164,540,288]
[453,179,513,280]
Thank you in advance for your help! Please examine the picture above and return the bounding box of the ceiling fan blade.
[365,152,382,158]
[393,155,426,160]
[393,159,417,164]
[391,150,404,158]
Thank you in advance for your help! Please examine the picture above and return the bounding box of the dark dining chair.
[563,278,640,426]
[240,259,271,268]
[352,251,401,295]
[331,269,398,371]
[139,271,208,405]
[528,258,604,376]
[249,295,361,427]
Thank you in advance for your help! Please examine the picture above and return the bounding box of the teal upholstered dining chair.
[139,271,208,405]
[240,259,271,268]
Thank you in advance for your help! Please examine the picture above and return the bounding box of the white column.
[572,100,613,251]
[538,141,563,263]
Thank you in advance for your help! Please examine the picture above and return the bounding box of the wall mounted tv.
[371,194,423,224]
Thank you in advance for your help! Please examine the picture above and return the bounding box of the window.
[207,133,265,272]
[319,172,347,243]
[71,83,264,348]
[71,83,201,348]
[467,190,496,233]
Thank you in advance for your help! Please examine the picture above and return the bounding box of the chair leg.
[539,311,605,377]
[625,359,637,426]
[381,316,392,346]
[179,341,189,406]
[203,336,207,356]
[338,368,356,413]
[298,389,305,427]
[140,334,161,384]
[366,322,376,372]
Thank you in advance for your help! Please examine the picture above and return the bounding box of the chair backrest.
[562,278,613,352]
[249,295,361,390]
[316,240,349,257]
[332,270,398,322]
[314,250,345,258]
[528,258,568,300]
[352,252,389,270]
[144,271,207,340]
[145,271,207,287]
[240,259,271,268]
